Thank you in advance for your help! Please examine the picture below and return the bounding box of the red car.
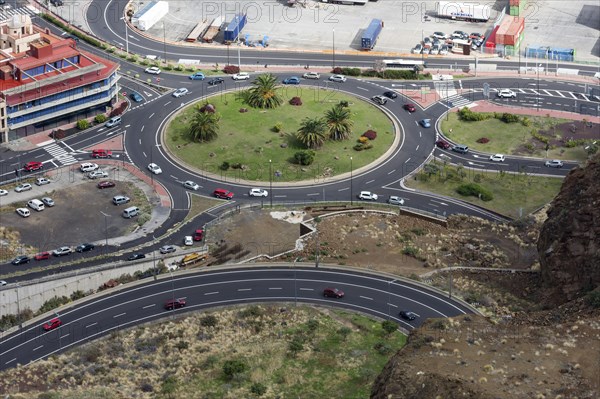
[24,161,43,172]
[35,251,51,261]
[193,229,204,241]
[435,139,451,149]
[164,298,186,310]
[323,287,345,298]
[97,181,116,189]
[42,317,62,331]
[91,149,112,158]
[213,188,234,200]
[403,103,416,112]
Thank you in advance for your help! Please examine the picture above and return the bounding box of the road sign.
[483,83,490,97]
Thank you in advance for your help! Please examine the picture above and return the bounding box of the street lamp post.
[16,284,21,329]
[537,63,542,111]
[350,156,353,205]
[388,279,398,319]
[332,29,335,69]
[162,22,167,64]
[168,269,176,319]
[152,235,157,280]
[100,211,109,255]
[293,257,298,307]
[269,160,273,208]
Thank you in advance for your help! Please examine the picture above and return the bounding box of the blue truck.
[361,19,383,50]
[224,14,247,43]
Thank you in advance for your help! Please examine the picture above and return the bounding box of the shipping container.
[132,0,168,31]
[361,19,383,50]
[224,14,247,43]
[202,16,224,43]
[496,17,524,46]
[525,46,550,58]
[549,47,575,62]
[436,1,490,22]
[484,25,499,49]
[510,1,526,16]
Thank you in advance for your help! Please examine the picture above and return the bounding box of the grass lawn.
[165,87,395,182]
[405,160,564,218]
[440,113,588,161]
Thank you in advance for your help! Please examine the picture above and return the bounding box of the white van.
[122,206,140,218]
[27,199,45,211]
[105,116,121,128]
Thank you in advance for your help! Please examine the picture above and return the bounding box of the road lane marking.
[430,200,448,206]
[338,187,349,191]
[387,169,396,175]
[273,195,287,198]
[86,322,98,328]
[269,287,282,290]
[113,313,126,318]
[360,296,373,300]
[5,358,16,365]
[366,179,375,184]
[141,125,144,132]
[142,304,155,309]
[238,288,252,292]
[357,86,369,91]
[165,101,171,106]
[542,90,551,95]
[33,345,43,352]
[61,334,70,339]
[299,288,314,291]
[306,193,320,196]
[415,145,419,151]
[387,303,398,308]
[405,157,411,163]
[149,113,155,118]
[204,292,218,295]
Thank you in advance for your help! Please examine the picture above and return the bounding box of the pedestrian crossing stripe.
[0,6,40,21]
[43,143,78,166]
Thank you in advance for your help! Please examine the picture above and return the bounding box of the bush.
[219,161,230,171]
[381,320,397,335]
[499,113,520,123]
[458,107,490,121]
[476,137,489,144]
[423,164,439,176]
[341,67,361,76]
[174,64,184,71]
[76,119,90,130]
[70,290,85,301]
[381,69,417,80]
[521,116,531,126]
[586,291,600,308]
[294,150,315,165]
[402,246,419,256]
[222,359,248,380]
[223,65,240,74]
[331,67,343,74]
[250,382,268,396]
[200,315,218,327]
[338,100,349,108]
[373,342,393,355]
[361,69,379,77]
[289,96,302,106]
[199,103,216,113]
[94,114,107,124]
[358,136,369,144]
[353,143,364,151]
[163,64,173,71]
[37,296,70,315]
[456,183,493,201]
[362,130,377,140]
[239,108,248,113]
[272,122,283,132]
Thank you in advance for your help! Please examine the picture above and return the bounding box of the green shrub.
[360,69,379,77]
[174,64,184,71]
[381,320,397,335]
[200,315,218,327]
[373,341,393,355]
[402,246,419,256]
[294,150,315,165]
[521,116,531,126]
[76,119,90,130]
[272,122,283,133]
[498,112,520,123]
[222,359,249,380]
[458,107,490,121]
[250,382,267,396]
[70,290,85,301]
[585,291,600,308]
[219,161,230,171]
[456,183,493,201]
[163,64,173,71]
[37,296,70,315]
[94,114,107,124]
[341,67,361,76]
[381,69,416,80]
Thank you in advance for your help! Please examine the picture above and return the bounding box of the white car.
[144,66,161,75]
[388,196,405,205]
[302,72,320,79]
[358,191,378,201]
[183,180,200,190]
[80,162,99,173]
[439,45,449,55]
[232,72,250,80]
[88,170,108,179]
[432,31,447,39]
[35,177,50,186]
[147,163,162,175]
[42,197,55,207]
[545,160,564,168]
[372,95,388,105]
[172,88,189,98]
[184,236,193,246]
[497,89,516,98]
[53,246,72,256]
[0,189,7,196]
[0,280,7,286]
[489,154,505,162]
[249,188,268,197]
[16,208,30,217]
[329,75,347,83]
[15,183,32,193]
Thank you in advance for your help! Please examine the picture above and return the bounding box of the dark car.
[127,253,146,261]
[403,103,416,112]
[452,144,469,154]
[97,181,116,189]
[399,310,417,321]
[12,255,31,265]
[383,91,398,99]
[435,139,451,149]
[76,243,95,253]
[323,287,345,298]
[164,298,186,310]
[207,77,224,86]
[130,92,143,102]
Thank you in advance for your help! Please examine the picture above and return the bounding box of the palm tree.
[325,104,353,141]
[246,74,282,109]
[296,117,327,149]
[189,107,220,142]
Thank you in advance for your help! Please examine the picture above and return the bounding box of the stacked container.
[510,0,527,16]
[496,17,525,55]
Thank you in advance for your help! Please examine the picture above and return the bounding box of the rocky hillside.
[538,154,600,302]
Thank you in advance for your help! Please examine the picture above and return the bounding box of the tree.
[222,359,248,380]
[325,104,354,141]
[189,106,220,142]
[381,320,397,335]
[338,326,352,341]
[296,117,327,149]
[245,73,282,109]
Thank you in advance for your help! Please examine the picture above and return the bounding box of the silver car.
[388,196,405,205]
[42,197,55,207]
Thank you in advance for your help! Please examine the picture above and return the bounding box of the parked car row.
[357,191,405,205]
[11,243,95,265]
[413,30,485,55]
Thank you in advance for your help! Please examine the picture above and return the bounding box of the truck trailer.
[132,0,169,31]
[436,1,490,22]
[361,19,383,50]
[202,16,224,43]
[224,14,247,43]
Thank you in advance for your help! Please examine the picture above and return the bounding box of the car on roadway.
[147,163,162,174]
[80,162,99,173]
[232,72,250,81]
[144,66,161,75]
[159,245,176,254]
[383,91,398,99]
[183,180,200,190]
[497,89,516,98]
[105,116,121,128]
[172,88,189,98]
[91,149,112,158]
[302,72,320,79]
[435,139,452,149]
[16,208,30,217]
[12,255,31,265]
[207,77,224,86]
[388,196,405,205]
[329,74,347,83]
[213,188,234,199]
[41,197,55,207]
[545,160,564,168]
[0,189,7,196]
[0,280,7,286]
[249,188,268,197]
[15,183,32,193]
[97,181,116,189]
[372,95,388,105]
[35,177,50,186]
[112,195,130,205]
[403,103,416,112]
[412,43,423,54]
[129,92,143,102]
[127,253,146,261]
[452,144,469,154]
[323,287,344,298]
[194,229,204,241]
[282,76,300,85]
[35,252,51,261]
[164,298,186,310]
[189,72,205,80]
[24,161,43,172]
[419,119,431,128]
[358,191,378,201]
[489,154,505,162]
[184,236,193,246]
[88,170,108,179]
[53,246,72,257]
[399,310,417,321]
[76,243,95,253]
[42,317,62,331]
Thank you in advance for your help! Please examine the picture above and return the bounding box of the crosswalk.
[0,5,40,22]
[433,79,473,108]
[474,87,590,101]
[43,143,78,166]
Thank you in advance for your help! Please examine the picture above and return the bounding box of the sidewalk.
[466,100,600,124]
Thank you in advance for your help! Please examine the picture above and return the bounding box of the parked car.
[421,47,430,55]
[0,280,7,286]
[127,253,146,261]
[388,196,405,205]
[129,92,143,102]
[42,317,62,331]
[41,197,55,207]
[189,72,205,80]
[27,199,44,211]
[172,88,189,98]
[439,45,449,55]
[207,77,224,86]
[147,163,162,174]
[372,95,388,105]
[489,154,505,162]
[419,119,431,128]
[545,160,564,168]
[144,66,161,75]
[432,31,447,39]
[249,188,268,197]
[112,195,130,205]
[53,246,72,257]
[193,229,204,241]
[430,44,440,55]
[383,91,398,99]
[358,191,378,201]
[164,298,186,310]
[412,43,423,54]
[88,170,108,179]
[24,161,43,172]
[0,189,7,196]
[91,149,113,158]
[183,180,200,190]
[184,236,193,246]
[159,245,176,254]
[76,243,95,253]
[232,72,250,81]
[16,208,30,217]
[497,89,516,98]
[399,310,417,321]
[422,37,432,48]
[35,177,50,186]
[282,76,300,85]
[97,181,116,189]
[12,255,30,265]
[329,74,347,83]
[435,139,452,149]
[213,188,234,199]
[35,252,51,261]
[452,144,469,154]
[15,183,32,192]
[80,162,99,173]
[302,72,320,79]
[403,103,416,112]
[323,287,344,298]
